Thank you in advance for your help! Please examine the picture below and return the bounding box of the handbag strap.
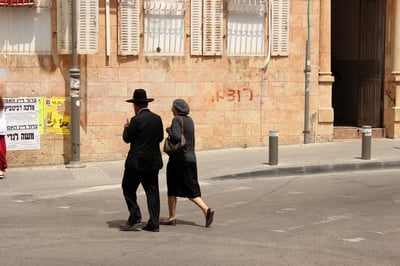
[179,116,185,133]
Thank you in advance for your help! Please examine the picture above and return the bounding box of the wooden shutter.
[57,0,72,54]
[57,0,98,55]
[119,0,139,55]
[203,0,223,56]
[271,0,289,56]
[77,0,98,54]
[190,0,202,55]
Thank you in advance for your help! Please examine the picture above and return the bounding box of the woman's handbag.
[163,117,186,155]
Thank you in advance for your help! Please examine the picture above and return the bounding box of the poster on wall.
[4,97,40,151]
[44,97,70,134]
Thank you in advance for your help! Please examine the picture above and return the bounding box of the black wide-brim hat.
[126,89,154,103]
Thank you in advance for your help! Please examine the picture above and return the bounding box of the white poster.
[4,97,40,150]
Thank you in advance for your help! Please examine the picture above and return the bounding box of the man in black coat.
[120,89,164,232]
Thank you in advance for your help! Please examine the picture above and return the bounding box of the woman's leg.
[189,197,208,215]
[190,197,214,227]
[167,196,177,221]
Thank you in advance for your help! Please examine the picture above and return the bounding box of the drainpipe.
[67,0,83,168]
[304,0,311,144]
[262,0,272,73]
[261,0,272,142]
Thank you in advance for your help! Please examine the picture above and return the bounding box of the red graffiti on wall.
[211,87,253,103]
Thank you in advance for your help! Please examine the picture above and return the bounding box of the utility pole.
[67,0,83,168]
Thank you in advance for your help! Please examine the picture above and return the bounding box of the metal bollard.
[361,125,372,160]
[269,130,279,165]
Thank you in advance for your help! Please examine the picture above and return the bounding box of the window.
[0,1,52,54]
[119,0,139,56]
[191,0,223,56]
[144,0,186,56]
[57,0,98,55]
[227,0,265,56]
[271,0,289,56]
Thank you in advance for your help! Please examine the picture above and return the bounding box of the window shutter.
[271,0,289,56]
[119,0,139,55]
[77,0,98,54]
[203,0,223,56]
[190,0,202,55]
[57,0,72,54]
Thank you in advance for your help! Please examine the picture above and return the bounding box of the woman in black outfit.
[161,99,214,227]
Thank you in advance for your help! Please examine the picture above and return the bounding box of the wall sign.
[4,97,40,150]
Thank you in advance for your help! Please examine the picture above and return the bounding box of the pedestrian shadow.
[160,217,202,228]
[107,219,202,228]
[107,220,126,228]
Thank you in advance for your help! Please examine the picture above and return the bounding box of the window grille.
[227,0,265,56]
[0,0,35,6]
[144,0,186,55]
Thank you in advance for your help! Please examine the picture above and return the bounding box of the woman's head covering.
[173,99,190,115]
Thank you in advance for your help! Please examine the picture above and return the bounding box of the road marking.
[286,191,305,195]
[313,214,351,225]
[343,237,365,243]
[271,229,285,233]
[225,201,249,208]
[35,184,122,200]
[288,225,304,230]
[276,207,297,214]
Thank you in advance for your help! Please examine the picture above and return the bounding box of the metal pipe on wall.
[260,0,272,143]
[106,0,111,57]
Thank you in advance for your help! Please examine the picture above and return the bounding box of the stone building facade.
[0,0,399,167]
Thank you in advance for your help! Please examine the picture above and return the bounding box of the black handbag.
[163,116,186,155]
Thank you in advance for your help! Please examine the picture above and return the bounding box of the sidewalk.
[1,138,400,196]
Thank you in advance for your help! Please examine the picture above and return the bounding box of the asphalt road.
[1,169,400,266]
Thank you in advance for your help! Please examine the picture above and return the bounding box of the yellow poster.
[38,97,45,134]
[45,97,71,134]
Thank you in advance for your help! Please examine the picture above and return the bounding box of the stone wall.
[0,0,328,166]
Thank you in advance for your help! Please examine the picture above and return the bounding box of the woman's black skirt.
[166,159,201,198]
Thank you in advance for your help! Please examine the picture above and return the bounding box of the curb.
[212,160,400,180]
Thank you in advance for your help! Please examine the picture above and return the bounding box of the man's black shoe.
[141,224,159,232]
[119,222,141,231]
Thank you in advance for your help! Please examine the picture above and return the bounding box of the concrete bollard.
[269,130,279,165]
[361,125,372,160]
